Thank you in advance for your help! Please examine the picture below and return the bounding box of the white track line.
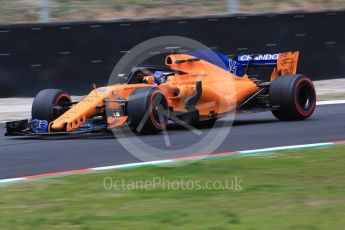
[317,100,345,105]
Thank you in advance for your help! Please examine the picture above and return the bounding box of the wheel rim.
[55,94,71,105]
[150,93,168,129]
[297,83,314,111]
[53,94,71,119]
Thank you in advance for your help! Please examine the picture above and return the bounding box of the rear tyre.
[32,89,71,122]
[127,87,169,134]
[269,74,316,121]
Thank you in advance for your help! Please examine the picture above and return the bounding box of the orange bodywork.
[270,51,299,81]
[49,52,299,132]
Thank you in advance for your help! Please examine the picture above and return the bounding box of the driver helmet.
[153,71,168,85]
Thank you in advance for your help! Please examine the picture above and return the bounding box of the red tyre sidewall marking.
[55,93,71,105]
[149,91,167,130]
[293,77,316,117]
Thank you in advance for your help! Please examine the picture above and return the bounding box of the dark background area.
[0,10,343,97]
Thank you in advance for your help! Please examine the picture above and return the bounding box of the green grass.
[1,145,345,229]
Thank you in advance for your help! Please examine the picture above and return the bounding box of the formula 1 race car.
[5,50,316,136]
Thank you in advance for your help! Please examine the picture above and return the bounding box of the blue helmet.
[153,71,168,85]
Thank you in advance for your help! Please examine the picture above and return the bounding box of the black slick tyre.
[269,74,316,121]
[31,89,71,122]
[127,87,169,134]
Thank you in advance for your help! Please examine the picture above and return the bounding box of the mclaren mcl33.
[5,50,316,136]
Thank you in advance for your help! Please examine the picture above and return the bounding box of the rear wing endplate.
[270,51,299,81]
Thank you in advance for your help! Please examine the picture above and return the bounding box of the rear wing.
[269,51,299,81]
[235,51,300,81]
[186,50,299,81]
[237,53,279,66]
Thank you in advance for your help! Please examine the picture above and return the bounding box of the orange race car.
[5,50,316,136]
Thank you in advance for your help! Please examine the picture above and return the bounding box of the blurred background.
[0,0,345,24]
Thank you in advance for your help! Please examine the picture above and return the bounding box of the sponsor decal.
[228,59,238,74]
[238,54,279,62]
[96,87,107,93]
[191,73,207,78]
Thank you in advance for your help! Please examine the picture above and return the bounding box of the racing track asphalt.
[0,104,344,179]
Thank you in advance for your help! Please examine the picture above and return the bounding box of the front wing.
[5,119,109,137]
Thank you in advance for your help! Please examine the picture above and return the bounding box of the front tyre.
[269,74,316,121]
[127,87,169,134]
[32,89,71,122]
